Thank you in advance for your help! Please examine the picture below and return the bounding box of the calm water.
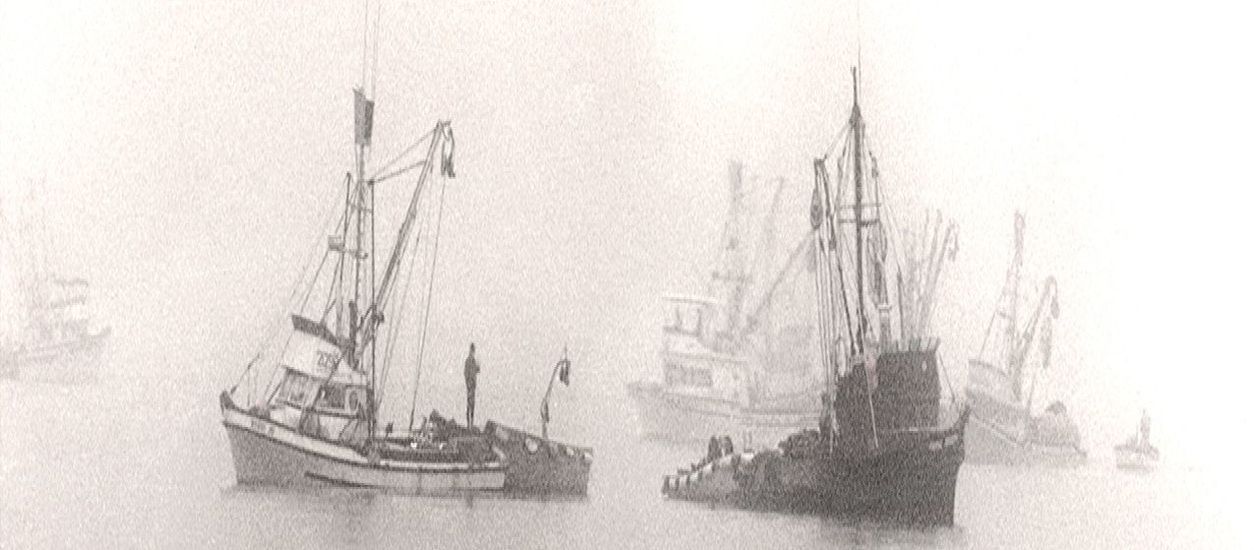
[0,371,1240,549]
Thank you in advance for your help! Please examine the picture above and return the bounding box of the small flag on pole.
[558,357,570,386]
[354,88,374,146]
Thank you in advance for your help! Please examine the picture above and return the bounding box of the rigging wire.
[375,174,437,409]
[407,170,452,431]
[360,0,370,92]
[369,128,437,181]
[371,0,382,99]
[364,0,383,171]
[233,186,344,403]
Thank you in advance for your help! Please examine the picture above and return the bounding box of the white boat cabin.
[659,295,748,404]
[265,316,370,446]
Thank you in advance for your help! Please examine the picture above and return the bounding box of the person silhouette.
[464,343,481,429]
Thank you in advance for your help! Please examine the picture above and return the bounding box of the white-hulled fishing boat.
[219,11,590,494]
[628,162,827,448]
[217,108,511,490]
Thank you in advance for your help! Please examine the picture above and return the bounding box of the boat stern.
[485,421,593,496]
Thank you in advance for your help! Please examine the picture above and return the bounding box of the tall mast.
[707,160,748,350]
[369,166,377,439]
[1006,212,1025,396]
[356,0,381,440]
[850,67,867,351]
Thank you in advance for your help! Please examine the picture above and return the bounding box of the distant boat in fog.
[1114,409,1159,471]
[965,213,1087,466]
[628,161,825,448]
[0,190,110,382]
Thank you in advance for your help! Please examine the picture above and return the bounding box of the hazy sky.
[1,0,1255,472]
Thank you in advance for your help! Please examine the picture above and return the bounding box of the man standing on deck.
[465,343,481,429]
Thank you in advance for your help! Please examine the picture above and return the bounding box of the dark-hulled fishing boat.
[663,69,968,525]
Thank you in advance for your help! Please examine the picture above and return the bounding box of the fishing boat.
[219,21,590,495]
[663,69,968,525]
[1114,410,1158,471]
[0,192,111,381]
[628,162,825,447]
[965,214,1086,466]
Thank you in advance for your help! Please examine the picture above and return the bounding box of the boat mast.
[708,160,748,352]
[354,0,383,442]
[850,68,868,353]
[1006,213,1024,397]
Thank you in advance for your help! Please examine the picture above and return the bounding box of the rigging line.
[856,2,863,88]
[824,102,855,159]
[372,160,428,186]
[823,129,845,159]
[360,0,370,91]
[369,128,436,181]
[376,181,437,408]
[298,251,333,315]
[323,175,353,323]
[812,237,832,384]
[407,171,451,431]
[299,191,351,314]
[371,0,382,99]
[238,185,344,396]
[881,193,906,278]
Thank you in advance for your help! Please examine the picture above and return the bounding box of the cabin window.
[275,370,319,407]
[347,387,363,413]
[665,304,705,335]
[691,368,713,387]
[665,363,713,388]
[316,385,345,410]
[309,384,367,417]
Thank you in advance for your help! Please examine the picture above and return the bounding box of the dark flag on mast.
[558,356,571,386]
[354,87,374,146]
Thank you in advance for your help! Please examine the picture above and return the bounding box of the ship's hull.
[663,411,968,525]
[485,421,593,495]
[966,413,1087,466]
[627,381,818,448]
[221,403,507,492]
[1,328,110,383]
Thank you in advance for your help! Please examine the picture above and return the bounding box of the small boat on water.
[220,18,590,495]
[662,69,968,525]
[1114,410,1158,471]
[965,214,1086,466]
[0,193,110,382]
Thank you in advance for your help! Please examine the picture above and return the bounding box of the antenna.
[360,0,370,92]
[856,0,863,90]
[370,0,383,99]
